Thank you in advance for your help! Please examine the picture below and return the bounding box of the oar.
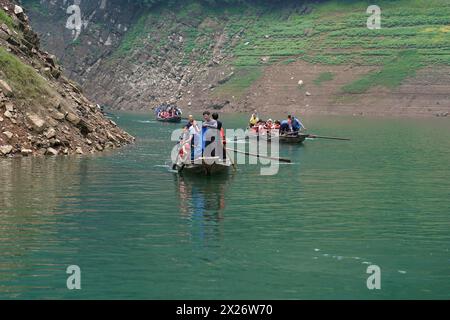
[307,134,351,141]
[223,143,237,171]
[226,148,291,163]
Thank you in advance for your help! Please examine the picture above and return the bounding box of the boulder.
[75,147,84,155]
[0,29,10,41]
[0,145,13,155]
[21,148,33,156]
[51,110,65,121]
[65,112,80,125]
[5,103,14,112]
[3,131,13,139]
[45,128,56,139]
[0,80,13,97]
[26,113,46,133]
[14,5,24,15]
[46,147,58,156]
[4,110,13,119]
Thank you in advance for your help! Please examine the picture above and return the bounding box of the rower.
[287,115,307,133]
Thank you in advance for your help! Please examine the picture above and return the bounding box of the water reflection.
[176,175,232,249]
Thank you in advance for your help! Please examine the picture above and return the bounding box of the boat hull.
[248,130,308,144]
[175,158,232,176]
[157,116,182,123]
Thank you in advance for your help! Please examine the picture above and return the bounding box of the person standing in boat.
[212,113,226,160]
[187,116,202,162]
[202,111,218,159]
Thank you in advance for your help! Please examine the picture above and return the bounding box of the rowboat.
[247,128,308,144]
[279,133,308,144]
[173,157,232,176]
[156,115,182,123]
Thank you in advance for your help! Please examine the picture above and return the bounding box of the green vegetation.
[314,72,335,86]
[115,14,149,56]
[0,9,15,30]
[0,47,50,100]
[214,67,262,97]
[342,50,423,94]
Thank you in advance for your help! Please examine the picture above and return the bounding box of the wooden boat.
[156,115,182,123]
[279,133,308,144]
[247,128,308,144]
[174,157,232,176]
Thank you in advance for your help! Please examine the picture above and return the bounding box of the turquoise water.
[0,113,449,299]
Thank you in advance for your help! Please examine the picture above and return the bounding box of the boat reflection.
[175,175,233,249]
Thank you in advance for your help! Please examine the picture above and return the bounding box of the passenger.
[188,117,201,161]
[273,120,281,130]
[185,115,194,129]
[264,119,274,130]
[249,112,259,128]
[212,113,226,160]
[280,120,290,134]
[202,111,218,158]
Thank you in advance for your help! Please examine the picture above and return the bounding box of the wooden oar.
[226,148,291,163]
[307,134,351,141]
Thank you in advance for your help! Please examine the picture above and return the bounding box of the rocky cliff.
[0,0,134,157]
[24,0,450,117]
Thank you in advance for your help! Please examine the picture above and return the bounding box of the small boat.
[174,157,232,176]
[279,133,308,144]
[248,128,308,144]
[156,115,182,123]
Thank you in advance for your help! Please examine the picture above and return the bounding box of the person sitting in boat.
[273,120,281,130]
[264,119,274,130]
[280,120,290,134]
[249,112,259,128]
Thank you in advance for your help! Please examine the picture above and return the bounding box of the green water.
[0,113,449,300]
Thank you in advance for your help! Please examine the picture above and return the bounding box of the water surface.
[0,113,449,299]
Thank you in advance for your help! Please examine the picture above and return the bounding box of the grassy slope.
[0,47,50,101]
[164,0,449,95]
[25,0,450,97]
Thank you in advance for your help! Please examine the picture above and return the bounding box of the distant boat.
[154,104,182,123]
[156,115,182,123]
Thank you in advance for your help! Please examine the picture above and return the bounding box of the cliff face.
[24,0,450,117]
[0,0,134,157]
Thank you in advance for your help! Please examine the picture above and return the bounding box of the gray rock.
[0,145,13,155]
[21,149,33,156]
[46,147,58,156]
[5,103,14,112]
[51,111,65,121]
[0,80,13,97]
[26,113,46,133]
[3,131,13,139]
[66,112,80,125]
[75,147,84,154]
[45,128,56,139]
[4,110,13,119]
